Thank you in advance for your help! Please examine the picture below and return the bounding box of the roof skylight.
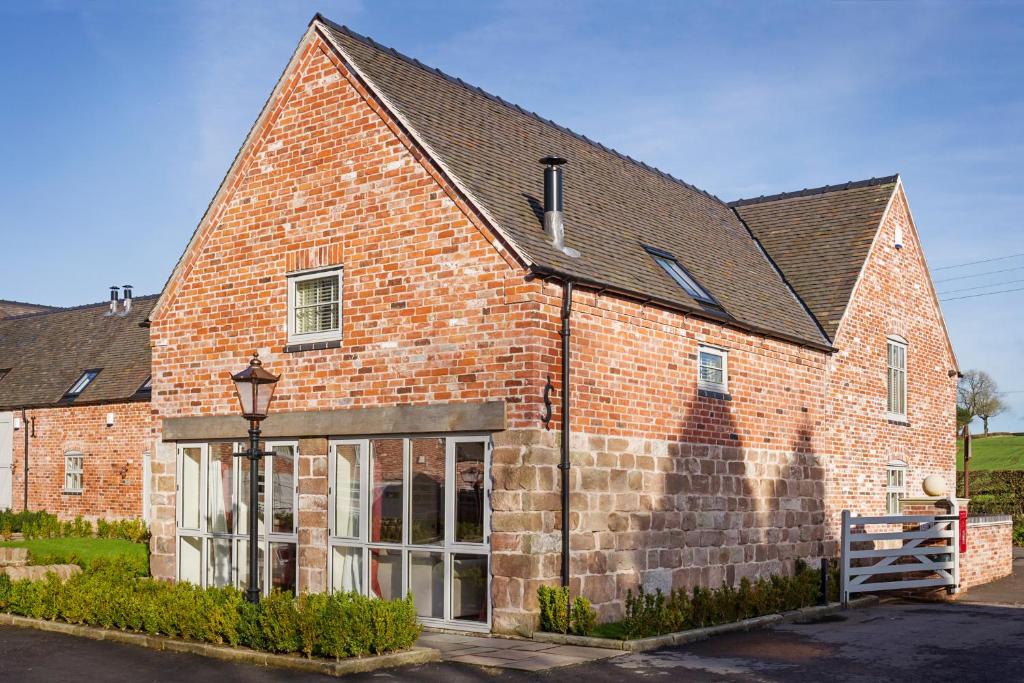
[644,246,716,304]
[65,369,101,398]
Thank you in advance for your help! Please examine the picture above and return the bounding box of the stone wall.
[10,401,154,520]
[960,517,1013,590]
[490,428,827,633]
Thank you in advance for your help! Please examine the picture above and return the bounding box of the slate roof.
[731,177,898,340]
[0,297,154,410]
[0,300,60,319]
[315,18,830,350]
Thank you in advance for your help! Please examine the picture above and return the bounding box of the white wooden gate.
[840,504,960,605]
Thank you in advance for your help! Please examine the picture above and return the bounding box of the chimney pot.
[106,286,120,316]
[120,284,133,316]
[539,156,578,257]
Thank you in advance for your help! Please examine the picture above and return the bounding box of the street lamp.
[230,352,280,604]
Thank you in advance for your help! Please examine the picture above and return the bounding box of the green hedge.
[0,559,421,658]
[618,560,837,639]
[541,560,838,640]
[0,510,150,544]
[956,471,1024,545]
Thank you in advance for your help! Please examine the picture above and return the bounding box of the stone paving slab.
[418,631,623,671]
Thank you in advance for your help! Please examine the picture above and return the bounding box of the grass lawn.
[957,434,1024,471]
[0,537,148,574]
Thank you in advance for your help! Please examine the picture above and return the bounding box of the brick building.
[147,16,960,633]
[0,291,156,520]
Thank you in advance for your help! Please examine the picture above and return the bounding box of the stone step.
[0,548,28,568]
[0,564,81,582]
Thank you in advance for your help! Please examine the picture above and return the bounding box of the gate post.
[950,498,961,594]
[840,509,850,607]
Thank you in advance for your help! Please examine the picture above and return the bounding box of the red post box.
[959,508,968,553]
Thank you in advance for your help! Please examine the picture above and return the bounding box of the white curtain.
[333,446,361,592]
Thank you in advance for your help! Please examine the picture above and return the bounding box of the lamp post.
[230,353,280,604]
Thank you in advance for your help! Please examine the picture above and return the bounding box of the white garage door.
[0,413,13,510]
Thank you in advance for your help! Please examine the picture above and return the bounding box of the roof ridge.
[314,16,725,205]
[0,298,60,309]
[728,175,899,208]
[0,294,158,322]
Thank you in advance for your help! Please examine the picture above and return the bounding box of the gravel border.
[532,596,880,652]
[0,613,439,676]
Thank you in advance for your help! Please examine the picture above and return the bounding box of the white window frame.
[886,336,908,421]
[697,345,728,394]
[886,461,908,514]
[175,441,299,595]
[64,452,83,493]
[287,267,343,344]
[327,434,491,632]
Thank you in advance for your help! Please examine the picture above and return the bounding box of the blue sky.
[1,1,1022,428]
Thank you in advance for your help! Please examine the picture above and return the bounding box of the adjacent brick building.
[147,15,964,633]
[0,293,156,520]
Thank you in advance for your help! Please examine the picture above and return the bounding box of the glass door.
[328,435,491,631]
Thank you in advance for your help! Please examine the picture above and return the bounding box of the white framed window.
[328,434,491,632]
[886,461,907,514]
[175,441,298,595]
[287,268,342,344]
[64,452,83,493]
[698,346,728,393]
[886,336,908,420]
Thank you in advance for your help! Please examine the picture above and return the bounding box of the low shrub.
[609,560,837,640]
[570,596,597,636]
[0,558,420,659]
[538,586,598,636]
[538,585,569,633]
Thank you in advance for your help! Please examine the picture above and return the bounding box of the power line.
[933,251,1024,271]
[940,285,1024,302]
[937,277,1024,296]
[934,264,1024,283]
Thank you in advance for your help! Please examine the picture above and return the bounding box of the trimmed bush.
[569,596,597,636]
[538,585,569,633]
[538,586,598,636]
[541,560,839,640]
[616,560,834,639]
[0,558,420,659]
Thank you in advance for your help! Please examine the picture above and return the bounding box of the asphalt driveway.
[0,598,1021,682]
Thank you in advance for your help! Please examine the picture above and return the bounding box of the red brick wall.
[150,36,542,428]
[823,186,958,532]
[960,519,1013,590]
[11,401,154,519]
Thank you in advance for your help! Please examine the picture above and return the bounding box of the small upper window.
[886,461,907,514]
[644,246,716,304]
[886,337,907,420]
[698,346,728,393]
[65,369,101,398]
[65,452,84,493]
[287,268,342,343]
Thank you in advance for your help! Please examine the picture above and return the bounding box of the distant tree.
[958,369,1007,435]
[956,405,973,436]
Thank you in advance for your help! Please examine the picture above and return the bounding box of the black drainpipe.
[21,408,29,511]
[559,279,574,588]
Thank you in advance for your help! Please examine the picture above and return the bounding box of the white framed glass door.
[175,441,298,595]
[328,434,491,631]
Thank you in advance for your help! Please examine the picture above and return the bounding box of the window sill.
[698,388,731,401]
[887,417,910,427]
[62,490,83,496]
[284,339,343,353]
